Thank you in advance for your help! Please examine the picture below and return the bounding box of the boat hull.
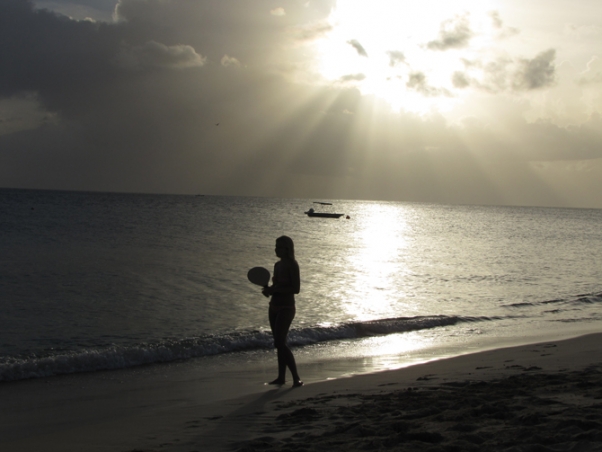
[305,212,344,218]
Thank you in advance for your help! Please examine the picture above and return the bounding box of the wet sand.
[2,333,602,451]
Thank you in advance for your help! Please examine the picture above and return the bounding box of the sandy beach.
[2,333,602,452]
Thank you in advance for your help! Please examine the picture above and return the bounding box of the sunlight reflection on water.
[344,202,412,321]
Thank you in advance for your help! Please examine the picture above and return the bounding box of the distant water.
[1,189,601,382]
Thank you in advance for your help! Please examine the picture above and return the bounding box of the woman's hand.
[262,286,273,298]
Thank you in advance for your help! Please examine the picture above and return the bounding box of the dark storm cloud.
[0,0,120,99]
[427,15,473,51]
[347,39,368,57]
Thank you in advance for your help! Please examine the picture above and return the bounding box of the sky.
[1,0,601,208]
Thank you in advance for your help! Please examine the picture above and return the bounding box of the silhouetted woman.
[262,235,303,387]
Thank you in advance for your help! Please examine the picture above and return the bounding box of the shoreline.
[1,332,601,451]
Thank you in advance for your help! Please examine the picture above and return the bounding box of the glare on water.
[344,203,413,321]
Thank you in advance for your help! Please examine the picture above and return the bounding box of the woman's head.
[275,235,295,260]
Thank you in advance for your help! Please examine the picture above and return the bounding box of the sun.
[312,0,497,114]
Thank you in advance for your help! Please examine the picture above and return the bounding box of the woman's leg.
[269,308,287,383]
[270,308,301,384]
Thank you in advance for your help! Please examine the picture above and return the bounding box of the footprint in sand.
[417,374,437,381]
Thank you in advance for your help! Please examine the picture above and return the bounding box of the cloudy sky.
[1,0,601,207]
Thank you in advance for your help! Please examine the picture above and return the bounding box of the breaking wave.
[0,314,492,382]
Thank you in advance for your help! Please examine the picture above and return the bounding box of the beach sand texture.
[233,363,602,452]
[2,334,602,452]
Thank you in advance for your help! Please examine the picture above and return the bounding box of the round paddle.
[247,266,270,287]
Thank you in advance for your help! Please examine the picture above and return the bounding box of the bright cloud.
[116,41,207,70]
[221,54,241,68]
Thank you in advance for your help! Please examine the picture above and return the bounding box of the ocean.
[1,188,601,383]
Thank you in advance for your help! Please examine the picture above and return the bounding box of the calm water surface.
[1,189,600,381]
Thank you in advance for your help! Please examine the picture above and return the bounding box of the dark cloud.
[34,0,117,21]
[340,73,366,83]
[451,71,471,88]
[386,50,405,67]
[455,50,556,93]
[513,49,556,90]
[0,0,352,197]
[0,1,120,99]
[347,39,368,57]
[488,10,520,39]
[407,72,451,97]
[490,10,503,29]
[427,15,473,51]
